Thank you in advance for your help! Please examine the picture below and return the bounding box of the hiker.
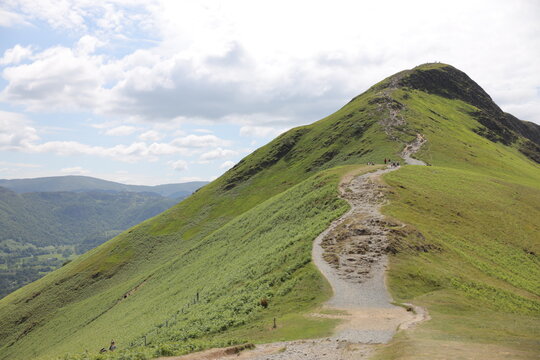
[384,158,387,164]
[109,340,117,352]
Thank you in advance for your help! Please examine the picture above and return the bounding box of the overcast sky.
[0,0,539,185]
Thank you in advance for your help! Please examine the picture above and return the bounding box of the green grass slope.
[371,64,540,358]
[0,166,374,360]
[0,63,538,360]
[377,166,540,359]
[0,79,400,360]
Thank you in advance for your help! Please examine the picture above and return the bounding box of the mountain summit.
[0,64,538,360]
[382,64,540,158]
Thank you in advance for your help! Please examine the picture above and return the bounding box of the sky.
[0,0,539,185]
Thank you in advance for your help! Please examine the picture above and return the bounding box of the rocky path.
[401,133,427,166]
[163,155,429,360]
[228,165,428,360]
[162,158,429,360]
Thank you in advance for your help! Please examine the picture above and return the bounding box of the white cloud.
[90,121,117,129]
[61,166,89,175]
[0,43,111,111]
[179,176,204,182]
[4,0,155,32]
[139,130,163,141]
[168,159,188,171]
[0,45,33,65]
[239,126,286,138]
[0,111,39,150]
[104,125,138,136]
[0,115,232,162]
[76,35,104,55]
[0,9,32,27]
[172,134,230,148]
[220,160,235,169]
[200,147,238,161]
[0,160,41,168]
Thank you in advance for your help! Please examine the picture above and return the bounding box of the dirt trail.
[162,160,428,360]
[401,134,427,166]
[236,166,428,359]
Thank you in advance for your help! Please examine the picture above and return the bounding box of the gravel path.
[162,158,429,360]
[314,167,397,310]
[227,163,428,360]
[401,133,427,166]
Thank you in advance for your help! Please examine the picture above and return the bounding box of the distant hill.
[0,186,179,247]
[0,176,208,199]
[0,64,538,360]
[0,179,207,299]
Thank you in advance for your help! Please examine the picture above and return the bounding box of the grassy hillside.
[377,166,540,359]
[372,65,540,358]
[0,63,538,360]
[0,165,376,360]
[0,83,399,359]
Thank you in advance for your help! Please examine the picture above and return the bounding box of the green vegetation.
[0,187,180,298]
[0,63,539,360]
[0,187,181,247]
[372,71,540,358]
[0,240,79,299]
[375,166,540,359]
[0,166,376,360]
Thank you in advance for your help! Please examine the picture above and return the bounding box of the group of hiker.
[366,158,401,167]
[386,158,401,167]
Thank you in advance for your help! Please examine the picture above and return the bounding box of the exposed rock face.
[394,64,540,163]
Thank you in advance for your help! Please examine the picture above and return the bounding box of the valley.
[0,179,207,298]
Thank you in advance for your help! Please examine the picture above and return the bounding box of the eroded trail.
[225,167,424,360]
[191,164,428,360]
[162,154,429,360]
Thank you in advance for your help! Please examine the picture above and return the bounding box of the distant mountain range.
[0,177,207,299]
[0,176,208,199]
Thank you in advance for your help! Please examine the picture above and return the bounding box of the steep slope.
[0,176,207,199]
[0,63,538,360]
